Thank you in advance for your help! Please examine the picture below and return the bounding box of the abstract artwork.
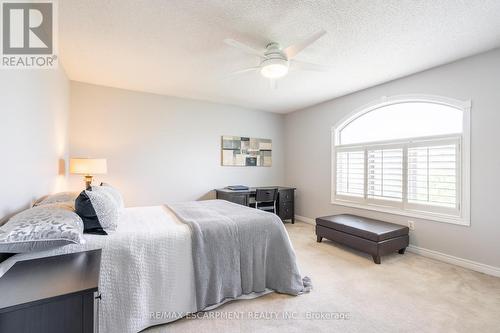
[221,136,272,167]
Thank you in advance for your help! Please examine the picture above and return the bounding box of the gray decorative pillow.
[35,191,79,209]
[82,189,119,231]
[0,203,85,253]
[92,185,124,210]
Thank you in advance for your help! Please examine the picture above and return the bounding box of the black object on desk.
[0,250,102,333]
[216,186,296,223]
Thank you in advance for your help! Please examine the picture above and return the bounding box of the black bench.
[316,214,409,264]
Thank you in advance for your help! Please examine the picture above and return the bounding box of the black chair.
[254,188,279,214]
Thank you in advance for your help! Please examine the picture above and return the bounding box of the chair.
[254,188,279,214]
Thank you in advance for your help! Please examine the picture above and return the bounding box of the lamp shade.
[69,158,107,175]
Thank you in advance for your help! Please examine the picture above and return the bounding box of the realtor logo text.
[1,1,58,68]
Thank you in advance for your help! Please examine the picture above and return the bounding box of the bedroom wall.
[0,68,70,222]
[284,47,500,269]
[68,82,285,206]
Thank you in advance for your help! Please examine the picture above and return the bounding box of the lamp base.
[84,175,93,189]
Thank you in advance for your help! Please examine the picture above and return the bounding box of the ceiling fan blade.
[283,29,327,59]
[229,66,260,76]
[224,39,264,58]
[291,60,331,72]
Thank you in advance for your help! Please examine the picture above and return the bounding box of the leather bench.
[316,214,409,264]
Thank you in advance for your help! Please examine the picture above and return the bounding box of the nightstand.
[0,250,102,333]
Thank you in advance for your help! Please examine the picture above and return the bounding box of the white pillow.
[75,189,119,232]
[35,191,79,209]
[92,184,124,210]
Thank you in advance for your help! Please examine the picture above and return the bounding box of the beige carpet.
[145,222,500,333]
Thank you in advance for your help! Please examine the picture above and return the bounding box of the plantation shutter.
[407,142,459,208]
[336,150,364,197]
[367,147,403,202]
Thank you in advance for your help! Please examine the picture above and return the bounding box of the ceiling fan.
[224,29,328,85]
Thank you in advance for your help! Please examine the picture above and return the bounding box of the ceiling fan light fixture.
[260,58,289,79]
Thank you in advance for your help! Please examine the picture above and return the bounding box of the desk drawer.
[278,201,294,220]
[279,189,294,203]
[228,194,248,206]
[217,192,248,206]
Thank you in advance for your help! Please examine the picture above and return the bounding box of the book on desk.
[225,185,250,191]
[215,186,295,223]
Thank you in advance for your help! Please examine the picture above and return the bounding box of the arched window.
[332,95,470,225]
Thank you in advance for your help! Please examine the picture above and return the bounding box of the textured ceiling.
[59,0,500,113]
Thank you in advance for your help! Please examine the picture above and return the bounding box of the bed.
[0,200,309,333]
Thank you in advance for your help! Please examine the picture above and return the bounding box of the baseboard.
[294,214,500,278]
[294,214,315,225]
[407,245,500,278]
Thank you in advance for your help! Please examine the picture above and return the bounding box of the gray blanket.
[167,200,311,310]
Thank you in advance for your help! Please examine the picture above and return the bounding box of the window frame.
[331,94,471,226]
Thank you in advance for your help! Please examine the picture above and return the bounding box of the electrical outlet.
[408,220,415,231]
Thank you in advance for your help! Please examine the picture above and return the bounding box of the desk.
[215,186,295,223]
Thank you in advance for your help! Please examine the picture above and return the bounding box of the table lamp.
[69,158,107,189]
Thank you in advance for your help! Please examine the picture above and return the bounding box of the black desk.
[215,186,295,223]
[0,250,101,333]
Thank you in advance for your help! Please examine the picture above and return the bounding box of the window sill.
[331,198,470,226]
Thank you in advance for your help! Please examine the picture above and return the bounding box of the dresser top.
[0,250,101,310]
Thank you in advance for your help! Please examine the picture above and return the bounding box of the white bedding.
[0,206,197,333]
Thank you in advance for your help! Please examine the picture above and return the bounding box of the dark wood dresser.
[215,186,296,223]
[0,250,102,333]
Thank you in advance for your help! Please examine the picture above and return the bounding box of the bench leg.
[316,236,323,243]
[372,255,381,264]
[398,248,406,255]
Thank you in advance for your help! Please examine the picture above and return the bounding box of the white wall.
[69,82,285,206]
[284,48,500,268]
[0,68,70,222]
